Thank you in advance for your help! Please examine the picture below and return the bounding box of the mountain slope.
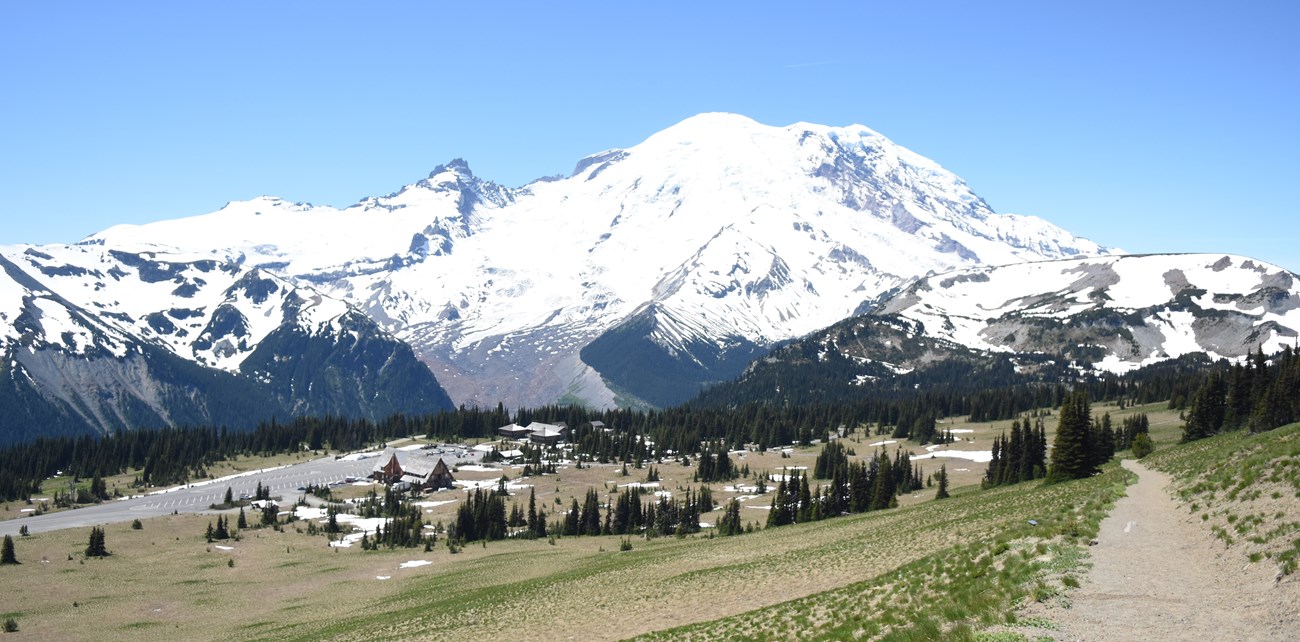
[877,253,1300,370]
[0,245,452,445]
[81,113,1112,408]
[694,253,1300,407]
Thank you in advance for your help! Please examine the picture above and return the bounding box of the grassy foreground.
[259,468,1131,641]
[1143,422,1300,575]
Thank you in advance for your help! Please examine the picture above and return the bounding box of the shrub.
[131,519,143,530]
[1131,434,1154,458]
[3,618,17,633]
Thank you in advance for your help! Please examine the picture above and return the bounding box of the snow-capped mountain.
[83,113,1113,408]
[688,253,1300,409]
[0,244,452,444]
[874,253,1300,371]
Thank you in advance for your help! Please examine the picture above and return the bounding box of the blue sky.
[2,1,1297,271]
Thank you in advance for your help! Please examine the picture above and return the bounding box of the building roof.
[524,421,566,437]
[371,449,451,478]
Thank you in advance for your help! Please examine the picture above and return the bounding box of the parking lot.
[0,446,479,536]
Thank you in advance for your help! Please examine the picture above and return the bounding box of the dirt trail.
[1049,459,1297,641]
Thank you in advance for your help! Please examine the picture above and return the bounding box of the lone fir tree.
[85,526,109,557]
[935,464,950,500]
[1,534,17,565]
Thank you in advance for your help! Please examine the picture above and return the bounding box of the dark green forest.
[2,346,1297,503]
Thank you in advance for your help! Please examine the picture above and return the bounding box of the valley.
[4,397,1294,640]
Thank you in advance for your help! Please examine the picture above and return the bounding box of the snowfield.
[60,113,1113,409]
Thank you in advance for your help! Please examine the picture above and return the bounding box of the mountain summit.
[80,113,1111,408]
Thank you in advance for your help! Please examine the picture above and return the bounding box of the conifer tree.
[716,499,743,536]
[1097,413,1116,463]
[85,526,109,557]
[935,464,950,500]
[984,434,1002,489]
[1,534,17,565]
[796,472,813,523]
[767,479,792,527]
[1183,371,1227,442]
[526,488,539,537]
[1047,391,1097,483]
[564,498,580,536]
[870,454,896,510]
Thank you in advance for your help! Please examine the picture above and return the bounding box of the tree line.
[1181,346,1300,441]
[2,346,1292,503]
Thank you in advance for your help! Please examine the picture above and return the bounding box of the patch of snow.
[399,560,432,569]
[618,481,660,489]
[413,500,458,509]
[337,450,384,462]
[911,450,993,463]
[455,479,532,492]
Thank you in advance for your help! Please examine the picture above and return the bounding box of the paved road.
[0,452,389,536]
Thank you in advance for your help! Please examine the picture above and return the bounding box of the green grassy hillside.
[263,466,1130,641]
[1143,422,1300,574]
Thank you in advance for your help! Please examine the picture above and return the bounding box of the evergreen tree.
[580,488,602,536]
[563,498,581,536]
[1047,390,1097,483]
[1097,413,1116,463]
[213,515,229,540]
[526,488,540,537]
[261,501,278,526]
[767,479,792,527]
[796,472,813,523]
[983,434,1002,489]
[935,464,950,500]
[716,499,743,536]
[237,507,248,530]
[1183,371,1227,442]
[1,534,17,565]
[85,526,109,557]
[870,454,896,511]
[1131,433,1155,458]
[89,474,108,501]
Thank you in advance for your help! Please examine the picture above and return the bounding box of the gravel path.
[1049,459,1297,641]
